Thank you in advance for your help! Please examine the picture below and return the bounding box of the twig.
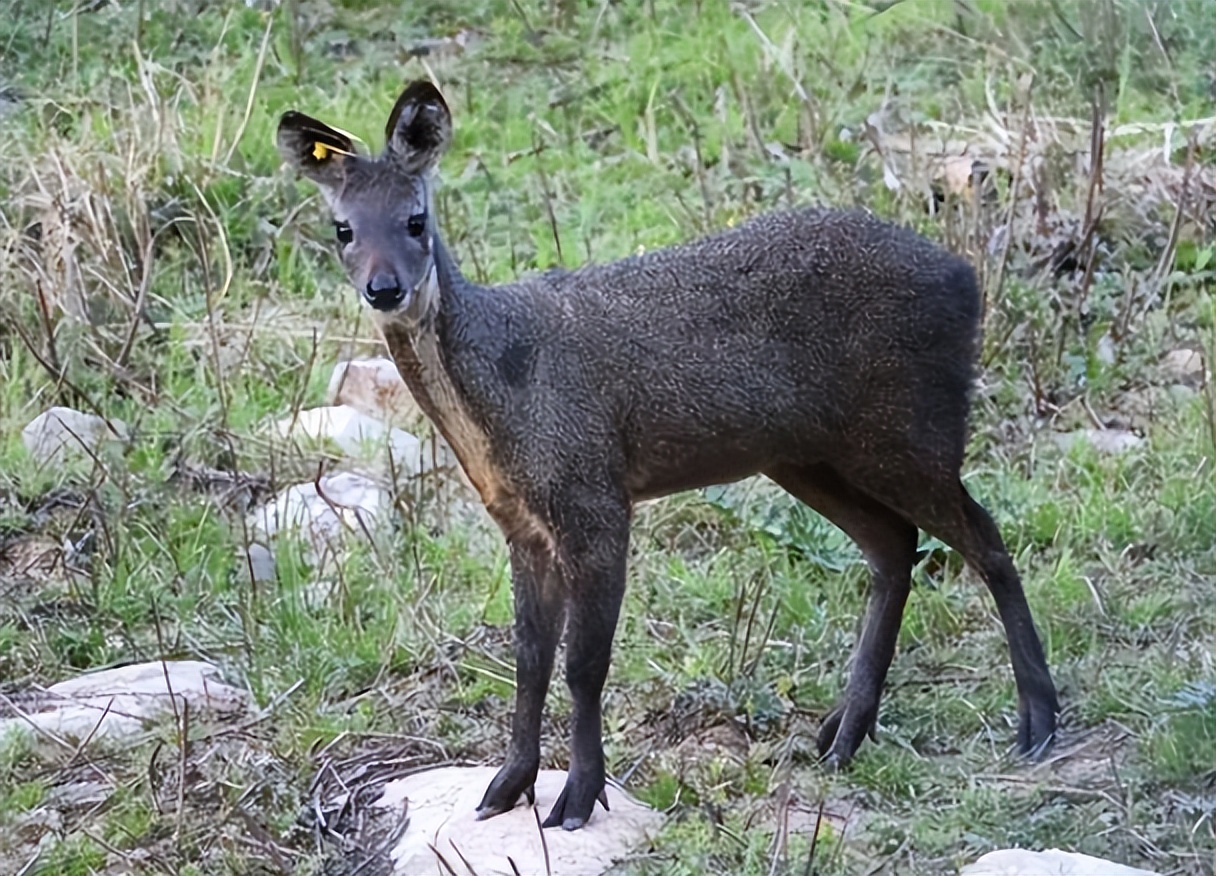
[1066,84,1107,370]
[115,217,187,369]
[1144,129,1196,341]
[735,5,817,145]
[669,90,714,229]
[448,839,483,876]
[223,9,275,167]
[532,800,553,876]
[4,315,123,434]
[802,798,826,876]
[175,700,190,854]
[426,843,461,876]
[532,130,563,263]
[190,181,235,427]
[312,461,390,569]
[14,847,41,876]
[981,76,1035,366]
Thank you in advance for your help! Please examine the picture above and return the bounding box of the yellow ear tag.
[312,142,331,161]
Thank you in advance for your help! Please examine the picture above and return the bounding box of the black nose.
[364,273,405,311]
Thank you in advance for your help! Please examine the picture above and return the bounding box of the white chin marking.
[406,261,439,317]
[416,260,439,297]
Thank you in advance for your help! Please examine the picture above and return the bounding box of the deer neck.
[374,236,503,505]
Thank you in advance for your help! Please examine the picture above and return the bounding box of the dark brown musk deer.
[276,80,1059,831]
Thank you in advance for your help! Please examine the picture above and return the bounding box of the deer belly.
[624,436,770,500]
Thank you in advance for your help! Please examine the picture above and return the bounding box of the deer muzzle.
[365,273,407,312]
[362,252,437,317]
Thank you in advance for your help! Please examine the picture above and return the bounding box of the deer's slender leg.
[541,487,630,831]
[839,464,1059,758]
[476,536,565,820]
[929,486,1058,755]
[767,463,919,768]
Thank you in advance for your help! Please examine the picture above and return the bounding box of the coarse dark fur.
[277,80,1060,832]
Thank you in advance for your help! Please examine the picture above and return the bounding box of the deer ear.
[277,111,357,186]
[385,80,451,173]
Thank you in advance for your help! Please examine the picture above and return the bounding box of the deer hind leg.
[767,462,919,768]
[837,460,1060,759]
[923,485,1059,756]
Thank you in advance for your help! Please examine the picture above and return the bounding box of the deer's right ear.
[276,111,356,187]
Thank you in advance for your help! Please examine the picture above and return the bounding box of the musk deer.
[277,80,1059,831]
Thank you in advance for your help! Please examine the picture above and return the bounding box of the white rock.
[1055,428,1144,454]
[325,359,468,481]
[22,407,127,466]
[0,661,246,748]
[1162,348,1205,386]
[327,358,423,427]
[242,543,277,583]
[375,767,662,876]
[961,848,1157,876]
[274,405,427,472]
[246,472,394,561]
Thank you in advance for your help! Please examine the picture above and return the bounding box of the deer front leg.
[542,490,630,831]
[476,537,565,820]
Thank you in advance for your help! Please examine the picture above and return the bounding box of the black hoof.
[540,773,610,831]
[816,705,845,758]
[476,759,538,821]
[817,701,878,767]
[1016,692,1060,760]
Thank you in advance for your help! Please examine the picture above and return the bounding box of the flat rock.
[22,407,127,466]
[961,848,1157,875]
[0,661,247,749]
[375,766,662,876]
[245,472,393,562]
[327,358,424,428]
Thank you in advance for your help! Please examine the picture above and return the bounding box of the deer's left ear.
[276,111,357,187]
[385,80,451,173]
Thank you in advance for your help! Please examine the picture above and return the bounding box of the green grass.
[1,0,1214,873]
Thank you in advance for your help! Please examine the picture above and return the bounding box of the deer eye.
[334,220,353,245]
[406,212,427,238]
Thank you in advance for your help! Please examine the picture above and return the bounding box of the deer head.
[277,81,453,323]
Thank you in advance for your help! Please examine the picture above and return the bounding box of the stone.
[245,472,394,563]
[961,848,1157,876]
[327,357,424,428]
[374,767,662,876]
[0,661,247,749]
[1162,348,1206,387]
[274,405,428,472]
[242,543,277,583]
[22,407,127,466]
[1055,428,1144,454]
[941,154,982,195]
